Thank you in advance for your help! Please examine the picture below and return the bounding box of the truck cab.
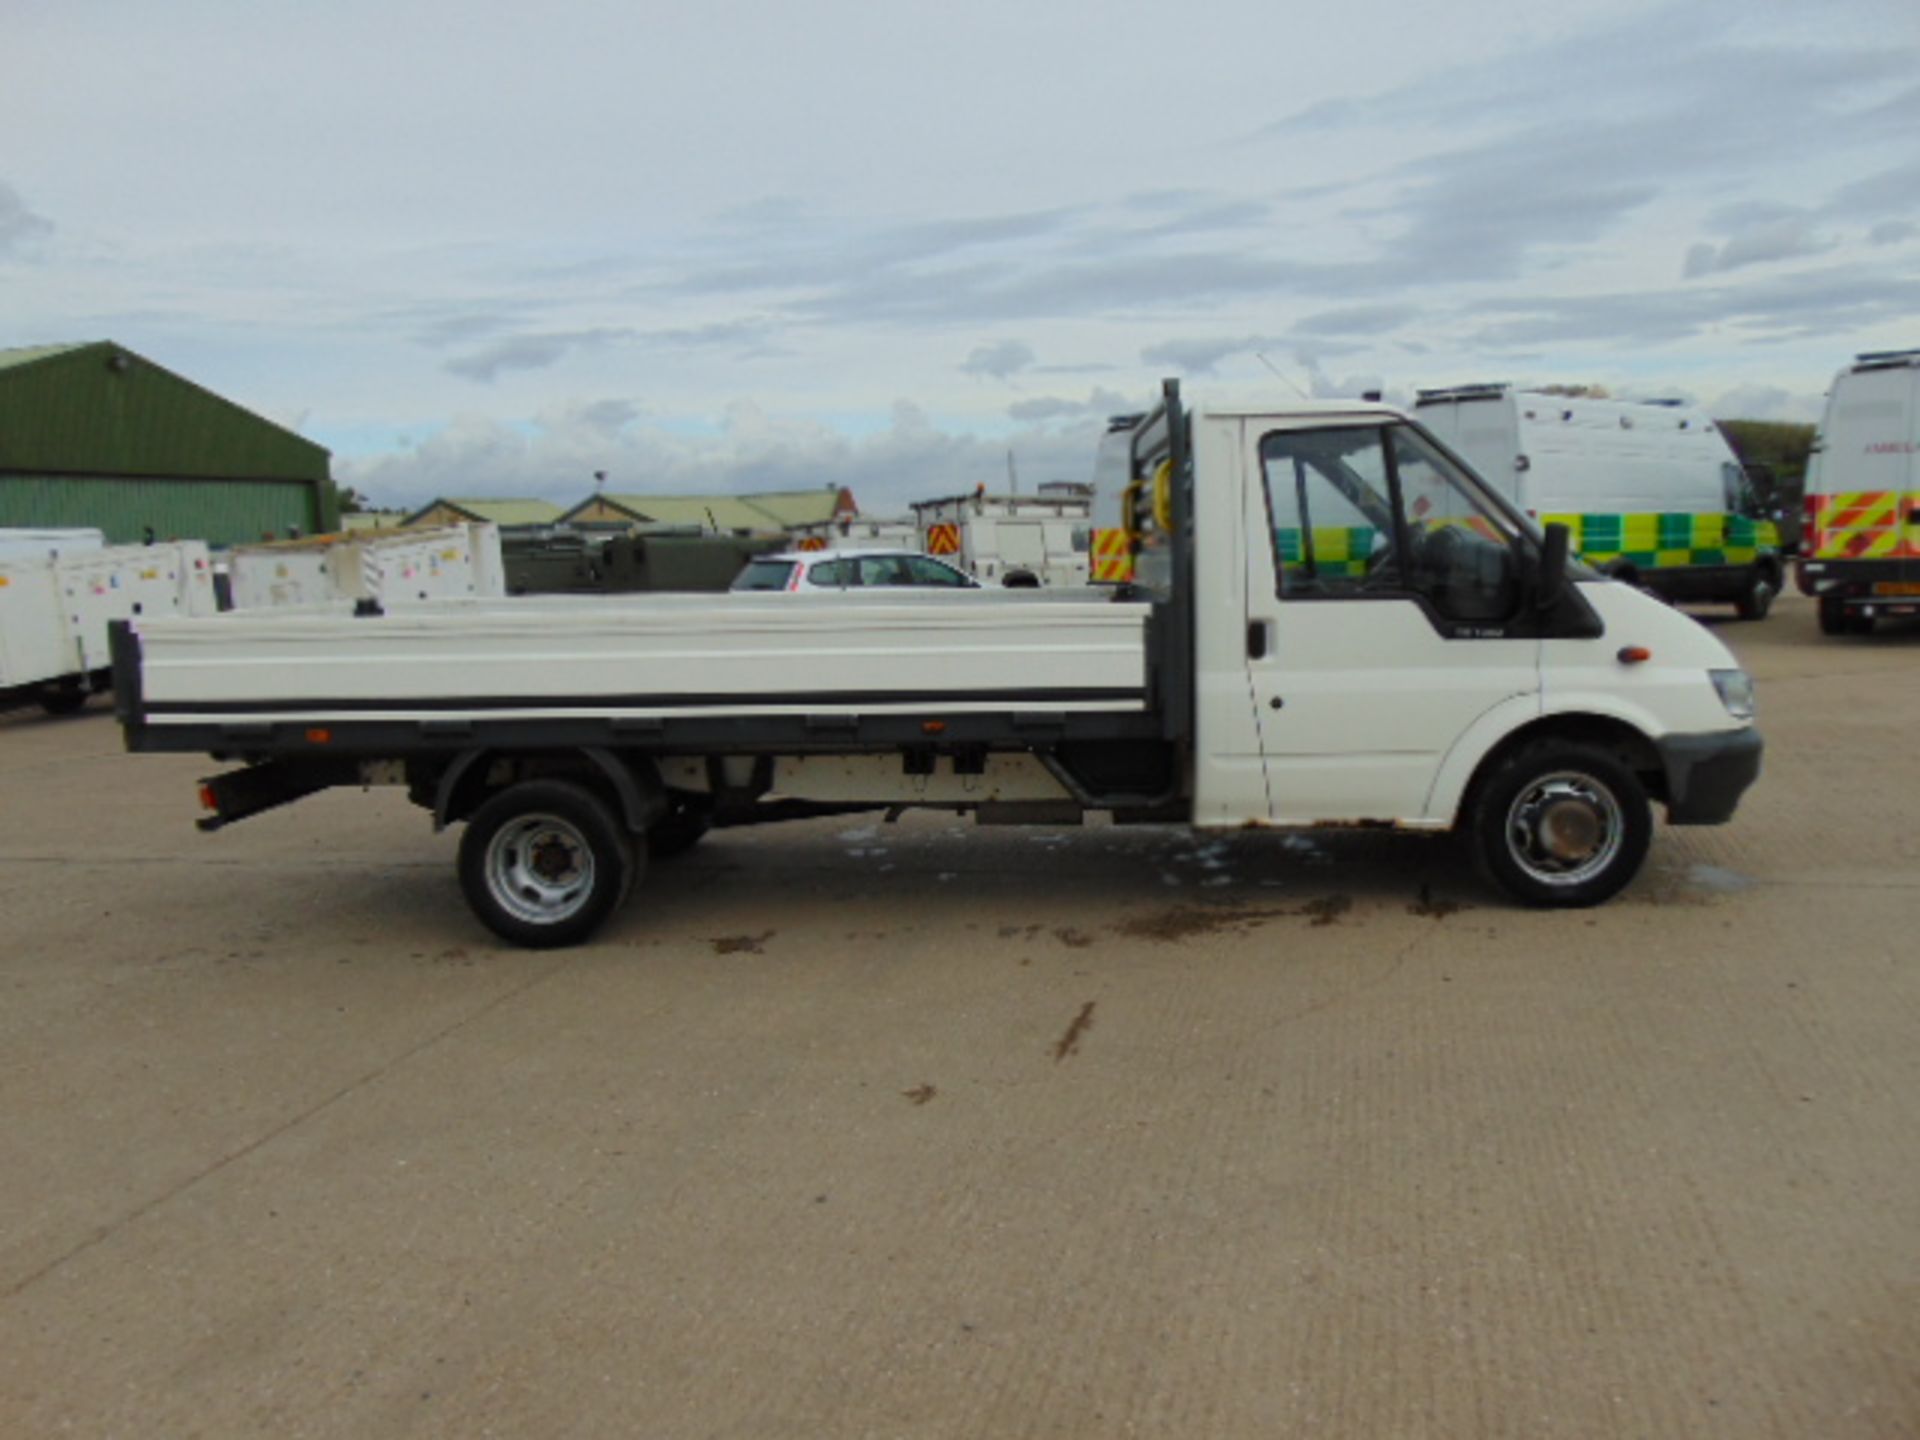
[1132,387,1760,903]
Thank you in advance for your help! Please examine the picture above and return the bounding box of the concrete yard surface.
[1,594,1917,1438]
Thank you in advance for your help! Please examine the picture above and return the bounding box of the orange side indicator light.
[305,728,333,744]
[1617,646,1652,665]
[921,720,948,735]
[198,784,218,812]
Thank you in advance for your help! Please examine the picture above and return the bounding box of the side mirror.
[1535,522,1571,610]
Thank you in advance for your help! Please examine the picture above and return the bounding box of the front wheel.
[1734,569,1775,621]
[458,780,637,948]
[1467,743,1652,907]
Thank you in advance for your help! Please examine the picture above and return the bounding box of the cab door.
[1245,420,1540,824]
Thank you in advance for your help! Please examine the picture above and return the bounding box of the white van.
[1796,349,1920,635]
[1415,386,1782,619]
[911,485,1091,587]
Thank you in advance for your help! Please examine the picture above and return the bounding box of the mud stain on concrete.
[1114,906,1288,942]
[1408,884,1466,920]
[1301,894,1352,927]
[1053,927,1094,949]
[903,1084,937,1105]
[711,930,776,955]
[1052,1001,1097,1061]
[1113,895,1359,941]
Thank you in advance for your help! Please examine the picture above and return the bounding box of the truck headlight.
[1710,668,1756,721]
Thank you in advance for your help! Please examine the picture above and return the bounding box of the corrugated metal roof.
[592,495,781,531]
[742,489,847,526]
[562,488,844,532]
[404,497,563,526]
[0,341,97,374]
[0,340,329,480]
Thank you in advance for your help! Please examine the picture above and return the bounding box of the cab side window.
[1260,425,1523,624]
[1261,427,1396,598]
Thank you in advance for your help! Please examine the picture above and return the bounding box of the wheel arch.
[433,747,666,834]
[1428,702,1667,826]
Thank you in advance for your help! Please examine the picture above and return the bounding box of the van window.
[1261,425,1523,624]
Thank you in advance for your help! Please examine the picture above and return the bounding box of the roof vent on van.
[1413,383,1510,405]
[1853,349,1920,371]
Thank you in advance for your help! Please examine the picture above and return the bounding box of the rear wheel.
[1468,743,1652,908]
[1734,568,1775,621]
[1818,596,1847,635]
[458,779,637,948]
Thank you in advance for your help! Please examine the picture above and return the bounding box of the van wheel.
[1734,569,1775,621]
[458,780,637,948]
[38,683,89,716]
[1818,597,1847,635]
[1468,743,1652,908]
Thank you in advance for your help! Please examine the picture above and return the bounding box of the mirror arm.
[1534,522,1571,611]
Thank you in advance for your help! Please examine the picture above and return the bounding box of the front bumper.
[1657,727,1763,825]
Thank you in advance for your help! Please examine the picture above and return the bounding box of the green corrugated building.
[0,341,334,545]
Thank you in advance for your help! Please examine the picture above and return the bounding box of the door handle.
[1247,619,1270,660]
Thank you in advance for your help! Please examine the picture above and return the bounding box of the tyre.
[1818,596,1847,636]
[647,795,712,860]
[458,779,637,948]
[1846,611,1876,636]
[38,684,89,716]
[1734,569,1775,621]
[1467,742,1652,908]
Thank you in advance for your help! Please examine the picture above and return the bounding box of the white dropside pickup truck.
[114,382,1763,947]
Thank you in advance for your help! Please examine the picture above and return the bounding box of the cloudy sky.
[5,0,1917,512]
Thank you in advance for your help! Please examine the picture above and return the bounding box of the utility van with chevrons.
[1796,350,1920,635]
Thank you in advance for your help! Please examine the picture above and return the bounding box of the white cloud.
[0,181,53,255]
[960,340,1036,380]
[341,397,1108,517]
[4,0,1914,494]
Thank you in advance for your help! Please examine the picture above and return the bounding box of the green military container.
[501,526,783,596]
[0,341,334,546]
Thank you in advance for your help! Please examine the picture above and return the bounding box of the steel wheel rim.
[1505,771,1625,887]
[485,813,595,924]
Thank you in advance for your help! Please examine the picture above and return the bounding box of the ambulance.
[1797,350,1920,635]
[1414,385,1783,620]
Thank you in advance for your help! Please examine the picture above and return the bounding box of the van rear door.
[1807,361,1920,585]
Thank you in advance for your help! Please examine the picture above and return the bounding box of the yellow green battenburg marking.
[1275,526,1377,578]
[1541,512,1780,571]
